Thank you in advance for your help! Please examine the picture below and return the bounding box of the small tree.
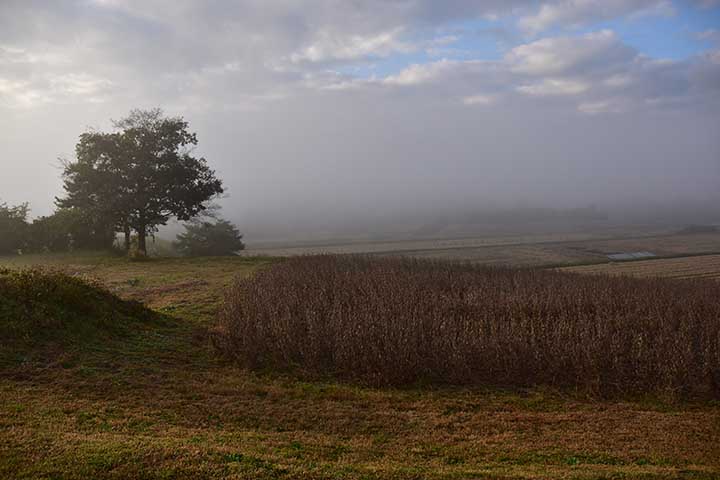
[174,219,245,256]
[0,201,30,255]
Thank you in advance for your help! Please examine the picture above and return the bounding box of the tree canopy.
[58,109,224,255]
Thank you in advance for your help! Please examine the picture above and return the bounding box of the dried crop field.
[563,254,720,280]
[216,255,720,397]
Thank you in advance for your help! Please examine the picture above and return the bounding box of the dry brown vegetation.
[216,255,720,397]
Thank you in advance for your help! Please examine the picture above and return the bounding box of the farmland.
[248,229,720,267]
[1,252,720,479]
[562,253,720,280]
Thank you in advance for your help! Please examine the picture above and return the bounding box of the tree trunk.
[123,224,131,253]
[137,225,147,256]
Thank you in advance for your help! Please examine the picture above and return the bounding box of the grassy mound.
[215,255,720,397]
[0,268,159,364]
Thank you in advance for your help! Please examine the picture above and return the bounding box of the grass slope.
[0,253,719,479]
[0,267,163,369]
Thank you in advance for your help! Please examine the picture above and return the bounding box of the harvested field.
[247,231,720,266]
[563,254,720,280]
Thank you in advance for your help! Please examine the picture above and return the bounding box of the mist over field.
[2,1,719,244]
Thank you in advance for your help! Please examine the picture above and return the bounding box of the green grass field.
[1,253,719,479]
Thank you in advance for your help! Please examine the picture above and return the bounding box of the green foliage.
[0,202,116,255]
[28,211,71,252]
[0,201,30,254]
[175,219,245,256]
[29,208,116,252]
[57,108,224,255]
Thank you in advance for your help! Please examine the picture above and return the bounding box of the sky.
[1,0,719,239]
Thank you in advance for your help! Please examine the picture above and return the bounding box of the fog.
[2,1,719,243]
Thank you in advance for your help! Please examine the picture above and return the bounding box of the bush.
[0,202,30,254]
[175,219,245,256]
[30,208,116,253]
[28,211,73,252]
[0,203,117,255]
[214,255,720,398]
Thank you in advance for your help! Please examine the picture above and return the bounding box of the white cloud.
[0,2,715,115]
[519,0,673,33]
[290,28,413,63]
[0,70,113,108]
[49,73,113,97]
[710,49,720,64]
[0,78,36,108]
[359,29,718,115]
[382,59,461,86]
[689,0,720,8]
[430,35,460,47]
[518,78,590,96]
[462,94,497,105]
[507,30,634,76]
[577,99,625,114]
[604,73,633,87]
[696,29,720,42]
[0,45,71,68]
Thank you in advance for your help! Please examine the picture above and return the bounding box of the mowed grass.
[1,253,719,479]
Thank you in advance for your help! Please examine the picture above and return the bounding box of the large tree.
[59,109,224,256]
